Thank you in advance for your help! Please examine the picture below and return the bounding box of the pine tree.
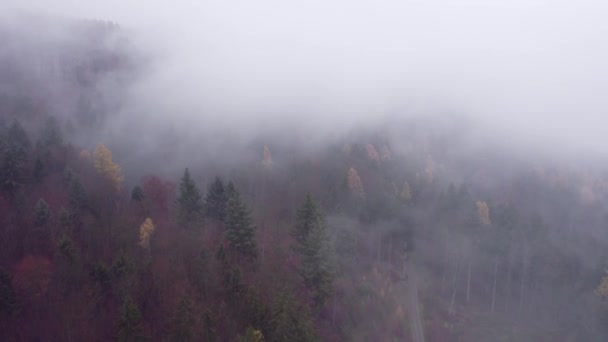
[240,326,265,342]
[177,168,204,228]
[33,157,44,183]
[292,195,334,309]
[171,295,196,341]
[0,268,17,315]
[7,120,30,150]
[224,183,257,261]
[291,194,322,253]
[269,290,317,341]
[117,295,142,342]
[93,144,124,191]
[40,117,63,147]
[0,143,27,195]
[69,177,88,211]
[205,176,227,220]
[131,186,144,202]
[33,199,51,227]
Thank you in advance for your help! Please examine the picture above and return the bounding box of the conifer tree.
[177,168,204,228]
[269,290,317,341]
[117,295,142,342]
[292,195,334,308]
[205,176,227,220]
[33,157,44,183]
[69,177,88,211]
[0,142,27,195]
[171,295,196,341]
[131,186,144,202]
[33,199,51,227]
[41,117,63,147]
[224,182,257,261]
[0,268,17,315]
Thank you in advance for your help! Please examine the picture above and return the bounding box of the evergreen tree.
[0,268,17,315]
[203,310,217,342]
[269,290,317,342]
[7,120,30,150]
[177,168,204,228]
[205,176,227,220]
[240,326,265,342]
[40,117,63,147]
[33,198,51,227]
[33,157,44,183]
[117,295,142,342]
[69,177,88,211]
[292,195,334,308]
[0,143,27,195]
[57,234,77,264]
[131,186,145,202]
[171,295,196,341]
[90,261,111,292]
[224,183,257,261]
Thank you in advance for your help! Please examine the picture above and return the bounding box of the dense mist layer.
[5,0,608,156]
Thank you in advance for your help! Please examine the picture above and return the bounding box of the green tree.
[292,195,334,308]
[269,290,317,342]
[131,186,144,202]
[40,116,63,147]
[69,177,88,211]
[171,295,196,341]
[177,168,204,228]
[33,199,51,227]
[33,157,44,183]
[0,143,27,195]
[224,182,257,261]
[117,295,142,342]
[205,176,227,220]
[0,268,17,315]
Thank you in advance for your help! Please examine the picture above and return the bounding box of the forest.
[2,11,608,342]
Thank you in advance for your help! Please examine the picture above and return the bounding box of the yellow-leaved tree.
[400,181,412,203]
[476,201,491,226]
[347,167,365,199]
[366,144,379,161]
[139,218,155,249]
[262,145,272,168]
[93,144,124,191]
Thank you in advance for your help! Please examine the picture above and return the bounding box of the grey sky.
[5,0,608,154]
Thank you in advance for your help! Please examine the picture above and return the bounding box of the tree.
[32,157,44,183]
[131,186,144,202]
[269,290,317,342]
[0,268,17,315]
[400,181,412,203]
[69,177,88,211]
[138,218,155,250]
[33,199,51,227]
[177,168,204,228]
[476,201,491,226]
[595,271,608,299]
[40,117,63,147]
[347,167,365,199]
[292,195,334,308]
[117,295,142,342]
[205,177,227,220]
[291,194,322,253]
[171,295,196,341]
[0,143,27,195]
[366,144,379,161]
[93,144,124,191]
[262,145,273,169]
[240,326,265,342]
[224,182,257,261]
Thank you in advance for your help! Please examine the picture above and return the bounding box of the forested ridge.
[2,18,608,342]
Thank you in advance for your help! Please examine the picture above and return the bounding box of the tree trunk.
[519,244,527,313]
[466,258,472,304]
[491,258,498,313]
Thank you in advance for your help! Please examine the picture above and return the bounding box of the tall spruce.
[33,199,51,227]
[205,176,227,220]
[117,295,142,342]
[292,194,334,308]
[224,182,257,261]
[177,168,204,228]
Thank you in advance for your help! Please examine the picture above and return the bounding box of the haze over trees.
[1,9,608,342]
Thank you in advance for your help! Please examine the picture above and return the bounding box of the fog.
[5,0,608,157]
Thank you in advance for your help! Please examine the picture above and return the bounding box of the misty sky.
[4,0,608,154]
